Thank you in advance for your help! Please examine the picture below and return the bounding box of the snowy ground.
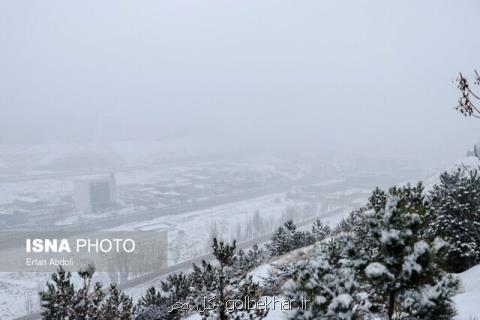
[0,272,43,320]
[109,193,319,264]
[454,264,480,320]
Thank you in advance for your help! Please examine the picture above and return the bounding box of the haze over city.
[1,0,480,168]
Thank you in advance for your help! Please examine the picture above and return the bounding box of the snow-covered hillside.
[182,250,480,320]
[423,156,480,192]
[454,264,480,320]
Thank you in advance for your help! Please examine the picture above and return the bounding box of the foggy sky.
[1,0,479,165]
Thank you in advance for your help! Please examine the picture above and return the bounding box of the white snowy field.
[0,272,43,320]
[109,192,320,264]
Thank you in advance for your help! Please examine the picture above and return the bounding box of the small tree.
[190,238,267,320]
[245,244,266,268]
[426,167,480,272]
[261,262,296,296]
[360,186,459,320]
[100,283,134,320]
[266,220,315,257]
[311,218,331,241]
[138,287,162,308]
[40,265,137,320]
[284,236,369,320]
[399,273,459,320]
[40,267,77,320]
[266,224,290,256]
[40,265,105,320]
[136,272,191,320]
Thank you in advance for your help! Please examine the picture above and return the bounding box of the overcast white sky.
[1,0,479,164]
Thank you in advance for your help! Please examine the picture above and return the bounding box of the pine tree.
[190,259,218,313]
[75,265,105,319]
[292,230,315,249]
[335,210,363,234]
[261,262,296,296]
[246,244,266,269]
[39,266,76,320]
[135,293,171,320]
[342,183,425,262]
[286,183,459,320]
[399,273,459,320]
[232,274,269,320]
[100,283,134,320]
[160,272,191,304]
[136,273,191,320]
[197,238,237,320]
[135,287,165,320]
[138,287,162,308]
[266,220,315,257]
[427,167,480,272]
[360,185,458,320]
[236,249,249,271]
[368,187,387,212]
[312,218,331,241]
[283,219,297,233]
[284,236,369,320]
[234,244,267,272]
[190,238,267,320]
[40,265,105,320]
[266,224,290,256]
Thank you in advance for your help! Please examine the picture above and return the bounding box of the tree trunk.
[219,268,227,320]
[388,290,396,320]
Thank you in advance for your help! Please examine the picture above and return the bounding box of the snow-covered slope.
[454,264,480,320]
[183,256,480,320]
[423,156,480,193]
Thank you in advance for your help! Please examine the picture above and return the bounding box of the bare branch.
[455,71,480,118]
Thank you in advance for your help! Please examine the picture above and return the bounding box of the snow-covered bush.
[399,273,459,320]
[136,272,191,320]
[261,262,296,296]
[284,236,370,320]
[266,219,327,257]
[236,244,268,271]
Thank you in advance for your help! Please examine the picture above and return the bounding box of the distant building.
[73,173,117,214]
[14,196,44,210]
[0,209,28,226]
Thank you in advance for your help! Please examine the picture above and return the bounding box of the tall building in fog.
[73,173,117,214]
